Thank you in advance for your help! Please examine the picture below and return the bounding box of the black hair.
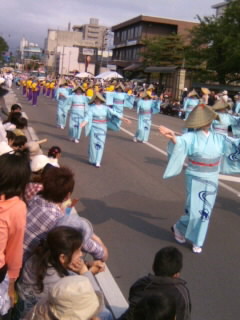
[152,247,183,277]
[0,151,31,199]
[48,146,62,158]
[12,135,27,148]
[34,226,83,292]
[11,104,22,112]
[6,130,16,142]
[133,294,176,320]
[16,117,28,129]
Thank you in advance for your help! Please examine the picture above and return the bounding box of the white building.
[212,0,233,17]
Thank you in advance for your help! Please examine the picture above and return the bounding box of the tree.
[186,0,240,84]
[141,34,185,67]
[0,36,9,61]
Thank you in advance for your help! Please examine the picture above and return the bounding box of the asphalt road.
[14,88,240,320]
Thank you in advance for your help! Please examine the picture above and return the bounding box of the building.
[111,15,198,71]
[17,37,42,70]
[212,0,233,17]
[44,29,97,75]
[73,18,114,50]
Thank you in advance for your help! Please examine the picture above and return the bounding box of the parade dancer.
[159,104,240,254]
[133,92,161,143]
[182,89,199,120]
[67,86,88,143]
[80,93,131,167]
[55,80,70,129]
[31,81,39,106]
[106,83,134,131]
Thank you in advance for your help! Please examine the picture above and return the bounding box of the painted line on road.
[120,127,240,197]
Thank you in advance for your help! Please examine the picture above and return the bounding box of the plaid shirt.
[23,195,64,262]
[24,183,43,203]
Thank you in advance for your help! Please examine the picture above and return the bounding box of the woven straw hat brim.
[212,100,230,111]
[89,93,106,104]
[188,89,199,98]
[201,88,211,95]
[184,104,219,128]
[73,86,85,93]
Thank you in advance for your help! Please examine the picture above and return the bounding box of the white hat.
[0,78,5,85]
[0,141,13,155]
[30,155,50,172]
[46,276,102,320]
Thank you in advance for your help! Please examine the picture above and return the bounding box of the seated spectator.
[6,130,16,147]
[12,135,27,151]
[26,141,43,159]
[25,275,104,320]
[119,247,191,320]
[13,117,28,136]
[3,111,22,131]
[17,226,107,318]
[0,151,30,317]
[133,294,176,320]
[48,145,62,167]
[23,166,74,261]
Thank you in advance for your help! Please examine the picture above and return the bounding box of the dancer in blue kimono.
[182,89,199,120]
[234,95,240,114]
[211,100,240,136]
[106,83,134,131]
[159,104,240,253]
[66,86,88,143]
[133,92,161,143]
[55,80,70,129]
[80,93,131,167]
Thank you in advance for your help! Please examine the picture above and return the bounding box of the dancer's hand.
[159,126,177,144]
[123,118,131,125]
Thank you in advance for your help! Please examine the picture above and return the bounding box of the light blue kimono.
[135,99,161,142]
[106,92,133,131]
[84,104,122,165]
[183,97,199,120]
[66,94,88,140]
[235,101,240,114]
[212,113,239,136]
[163,131,240,247]
[55,87,70,128]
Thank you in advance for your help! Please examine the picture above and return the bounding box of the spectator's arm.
[82,233,109,261]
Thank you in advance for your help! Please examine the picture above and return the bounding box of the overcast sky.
[1,0,218,51]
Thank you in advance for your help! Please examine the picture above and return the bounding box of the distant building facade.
[17,37,42,69]
[111,15,198,71]
[212,0,233,17]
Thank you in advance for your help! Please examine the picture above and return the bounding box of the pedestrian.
[159,104,240,253]
[80,93,131,167]
[67,86,89,143]
[133,92,161,143]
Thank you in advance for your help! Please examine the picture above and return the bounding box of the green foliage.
[0,36,9,60]
[186,0,240,84]
[141,34,185,67]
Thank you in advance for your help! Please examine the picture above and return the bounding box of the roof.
[112,15,198,31]
[144,66,178,73]
[212,1,230,8]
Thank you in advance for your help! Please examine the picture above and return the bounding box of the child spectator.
[0,152,30,317]
[13,117,28,136]
[48,145,62,167]
[6,130,16,147]
[12,135,27,151]
[119,247,191,320]
[3,111,22,131]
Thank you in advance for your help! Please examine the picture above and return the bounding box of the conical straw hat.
[89,92,105,104]
[188,89,199,98]
[212,100,230,111]
[141,91,152,99]
[116,83,125,91]
[184,104,219,128]
[201,87,211,95]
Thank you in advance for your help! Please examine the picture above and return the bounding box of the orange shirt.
[0,196,27,279]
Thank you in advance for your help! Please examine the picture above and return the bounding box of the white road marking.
[120,127,240,197]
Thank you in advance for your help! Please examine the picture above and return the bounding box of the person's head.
[6,130,16,146]
[11,103,22,113]
[48,146,62,159]
[34,226,83,292]
[9,111,22,125]
[152,247,183,277]
[16,117,28,129]
[40,166,74,203]
[0,151,30,200]
[12,135,27,150]
[133,294,176,320]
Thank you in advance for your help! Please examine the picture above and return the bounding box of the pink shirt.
[0,196,27,279]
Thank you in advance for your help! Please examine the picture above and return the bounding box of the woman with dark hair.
[48,145,62,167]
[0,151,30,316]
[17,226,106,318]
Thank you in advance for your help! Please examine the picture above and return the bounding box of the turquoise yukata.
[135,99,161,142]
[183,98,199,120]
[55,87,70,128]
[67,94,88,141]
[84,104,122,165]
[235,101,240,114]
[212,113,239,136]
[106,92,133,131]
[163,130,240,247]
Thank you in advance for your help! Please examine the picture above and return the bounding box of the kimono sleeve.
[107,107,121,119]
[136,100,142,114]
[84,108,93,136]
[124,94,134,109]
[105,92,114,106]
[220,136,240,174]
[163,135,190,179]
[151,100,161,114]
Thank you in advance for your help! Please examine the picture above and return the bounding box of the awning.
[124,63,143,71]
[144,66,177,73]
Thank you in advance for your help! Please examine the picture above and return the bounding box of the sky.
[0,0,218,51]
